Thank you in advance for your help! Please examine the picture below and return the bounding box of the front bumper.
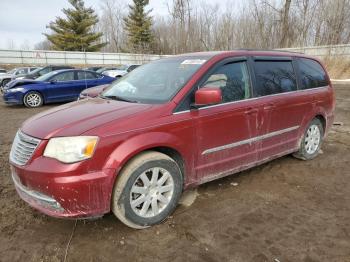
[10,160,116,218]
[2,90,23,105]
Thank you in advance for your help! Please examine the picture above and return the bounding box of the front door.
[194,60,260,182]
[45,71,76,102]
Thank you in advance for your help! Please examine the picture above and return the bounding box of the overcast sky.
[0,0,165,49]
[0,0,226,50]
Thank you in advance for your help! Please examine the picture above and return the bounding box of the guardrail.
[0,44,349,65]
[0,49,170,65]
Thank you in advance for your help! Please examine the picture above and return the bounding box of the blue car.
[2,69,115,107]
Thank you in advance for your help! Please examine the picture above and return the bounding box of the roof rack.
[233,48,303,54]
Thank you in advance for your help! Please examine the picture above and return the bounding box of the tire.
[23,91,43,108]
[2,78,10,87]
[293,118,324,160]
[112,151,183,229]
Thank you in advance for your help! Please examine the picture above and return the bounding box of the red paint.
[10,50,335,218]
[195,87,222,106]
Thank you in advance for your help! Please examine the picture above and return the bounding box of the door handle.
[245,108,259,115]
[263,103,276,110]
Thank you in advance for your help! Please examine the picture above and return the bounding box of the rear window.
[298,58,328,89]
[253,60,297,96]
[77,71,97,80]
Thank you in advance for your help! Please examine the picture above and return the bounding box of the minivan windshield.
[102,57,207,103]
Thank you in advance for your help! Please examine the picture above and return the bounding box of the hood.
[0,73,14,79]
[81,84,109,97]
[5,79,42,89]
[21,98,155,139]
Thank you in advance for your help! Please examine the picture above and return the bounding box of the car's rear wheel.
[23,91,43,108]
[112,151,183,229]
[2,78,11,87]
[293,118,324,160]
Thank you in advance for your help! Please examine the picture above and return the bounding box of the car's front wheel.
[23,91,43,108]
[112,151,183,229]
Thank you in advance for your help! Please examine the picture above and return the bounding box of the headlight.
[16,76,25,80]
[43,136,98,163]
[9,87,24,92]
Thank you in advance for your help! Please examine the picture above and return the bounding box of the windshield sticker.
[181,59,207,65]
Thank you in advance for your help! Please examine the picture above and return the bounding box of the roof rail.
[233,48,304,54]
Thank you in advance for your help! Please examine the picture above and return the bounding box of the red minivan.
[9,50,335,228]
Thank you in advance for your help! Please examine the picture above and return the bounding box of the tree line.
[38,0,350,54]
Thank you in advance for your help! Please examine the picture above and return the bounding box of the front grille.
[10,130,41,166]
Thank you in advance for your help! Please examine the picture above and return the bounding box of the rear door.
[193,59,260,182]
[251,57,307,160]
[74,71,100,98]
[45,71,76,102]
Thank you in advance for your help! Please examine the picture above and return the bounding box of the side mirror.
[194,87,222,107]
[50,79,57,84]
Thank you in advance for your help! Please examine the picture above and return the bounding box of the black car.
[83,66,104,72]
[15,65,74,80]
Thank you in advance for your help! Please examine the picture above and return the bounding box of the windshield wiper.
[100,95,138,103]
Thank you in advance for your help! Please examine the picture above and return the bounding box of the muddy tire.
[293,118,324,160]
[111,151,183,229]
[23,91,43,108]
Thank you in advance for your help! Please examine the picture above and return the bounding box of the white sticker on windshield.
[181,59,206,65]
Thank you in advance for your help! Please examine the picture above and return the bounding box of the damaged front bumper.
[10,162,116,219]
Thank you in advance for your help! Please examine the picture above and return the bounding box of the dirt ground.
[0,84,349,262]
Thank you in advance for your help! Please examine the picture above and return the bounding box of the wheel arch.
[104,132,189,187]
[314,114,326,133]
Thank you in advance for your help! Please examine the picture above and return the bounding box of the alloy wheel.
[304,124,321,154]
[130,167,174,218]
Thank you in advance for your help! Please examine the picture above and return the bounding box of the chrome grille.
[10,130,41,166]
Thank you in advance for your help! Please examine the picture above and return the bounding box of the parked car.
[9,51,334,228]
[3,69,115,107]
[14,65,74,80]
[96,67,120,74]
[0,68,7,74]
[103,64,141,78]
[83,66,104,72]
[0,67,39,87]
[78,84,109,99]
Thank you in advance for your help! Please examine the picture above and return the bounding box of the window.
[298,58,328,89]
[253,61,297,96]
[103,57,207,103]
[201,62,251,103]
[16,68,27,75]
[127,65,139,72]
[39,67,51,76]
[77,71,97,80]
[51,72,74,82]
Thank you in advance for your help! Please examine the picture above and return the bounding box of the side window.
[15,69,26,75]
[51,72,75,82]
[253,60,297,96]
[298,58,328,89]
[127,65,138,72]
[201,62,251,103]
[39,67,50,76]
[77,71,97,80]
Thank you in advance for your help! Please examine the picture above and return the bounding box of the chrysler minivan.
[9,50,335,228]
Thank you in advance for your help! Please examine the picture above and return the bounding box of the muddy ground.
[0,84,349,262]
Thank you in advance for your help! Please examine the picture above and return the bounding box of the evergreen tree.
[124,0,154,52]
[45,0,106,52]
